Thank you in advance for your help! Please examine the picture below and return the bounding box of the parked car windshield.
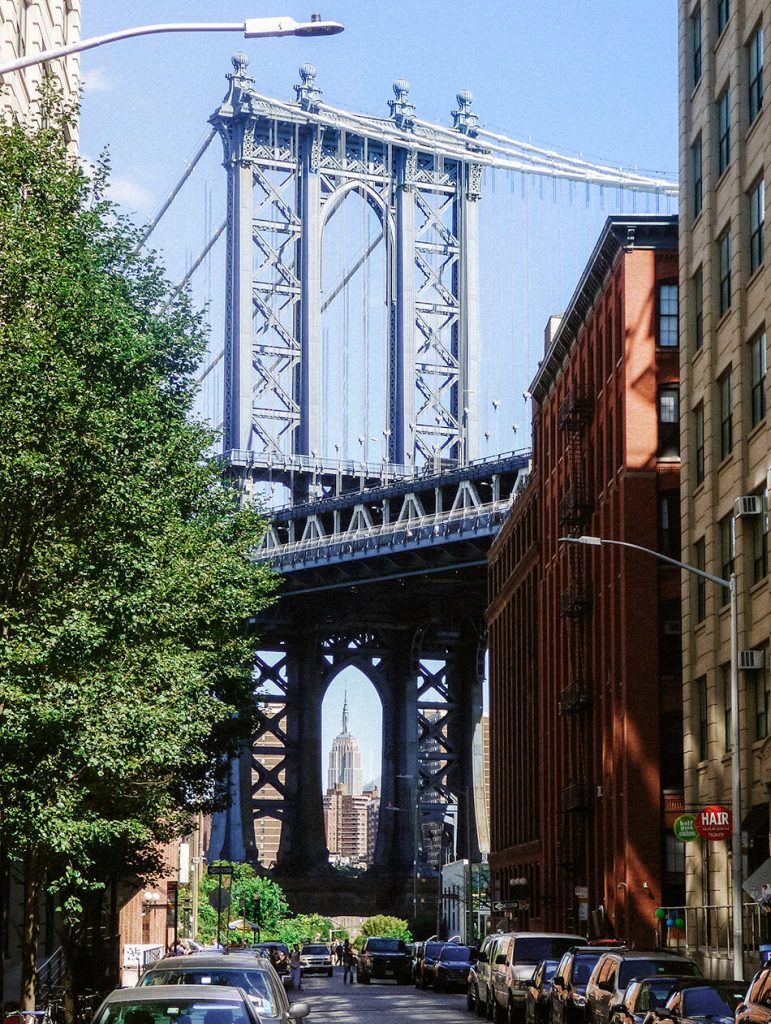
[140,970,276,1018]
[367,938,404,952]
[681,986,744,1016]
[439,946,473,961]
[516,938,583,963]
[619,960,701,987]
[95,999,253,1024]
[301,945,329,954]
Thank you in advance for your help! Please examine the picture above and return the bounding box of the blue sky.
[79,2,679,788]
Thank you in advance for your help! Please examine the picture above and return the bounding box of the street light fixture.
[558,534,743,980]
[0,15,345,76]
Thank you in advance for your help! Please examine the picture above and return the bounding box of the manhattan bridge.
[146,54,677,912]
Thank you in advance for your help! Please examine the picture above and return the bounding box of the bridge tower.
[207,57,499,893]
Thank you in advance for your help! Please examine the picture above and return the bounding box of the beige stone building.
[1,0,80,141]
[679,0,771,972]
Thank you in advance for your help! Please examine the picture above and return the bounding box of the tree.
[196,864,289,944]
[273,913,336,948]
[0,96,278,1010]
[356,914,412,947]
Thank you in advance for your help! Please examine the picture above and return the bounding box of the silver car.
[140,954,310,1023]
[91,984,260,1024]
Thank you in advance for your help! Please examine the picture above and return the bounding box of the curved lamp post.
[0,15,344,76]
[559,534,742,980]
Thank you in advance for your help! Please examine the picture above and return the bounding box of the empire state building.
[327,696,363,795]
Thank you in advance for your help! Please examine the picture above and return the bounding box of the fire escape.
[557,384,593,877]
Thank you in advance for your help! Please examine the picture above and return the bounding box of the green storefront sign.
[674,813,698,841]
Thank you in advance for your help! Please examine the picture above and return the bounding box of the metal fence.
[659,902,770,961]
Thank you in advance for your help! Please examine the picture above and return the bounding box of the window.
[720,513,736,581]
[693,6,703,86]
[695,537,707,622]
[751,330,767,426]
[749,24,764,123]
[718,88,731,176]
[694,403,705,484]
[658,283,679,347]
[754,488,769,583]
[697,675,708,761]
[718,0,730,35]
[658,386,680,459]
[693,267,704,350]
[755,654,770,740]
[719,369,733,458]
[751,178,765,274]
[693,135,703,217]
[659,491,681,559]
[719,228,732,316]
[723,664,732,751]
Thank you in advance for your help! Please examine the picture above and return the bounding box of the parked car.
[468,932,506,1018]
[491,933,589,1024]
[431,944,476,993]
[609,976,703,1024]
[585,950,702,1024]
[552,947,625,1024]
[139,953,309,1024]
[642,981,745,1024]
[300,944,333,977]
[415,940,449,989]
[356,936,412,985]
[526,959,560,1024]
[736,962,771,1024]
[92,984,266,1024]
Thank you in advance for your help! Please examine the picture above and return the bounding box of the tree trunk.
[61,928,77,1024]
[0,839,7,1008]
[21,844,41,1010]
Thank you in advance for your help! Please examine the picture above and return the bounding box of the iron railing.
[658,902,770,960]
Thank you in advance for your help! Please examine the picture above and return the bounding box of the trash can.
[759,944,771,962]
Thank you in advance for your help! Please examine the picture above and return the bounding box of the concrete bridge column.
[374,633,417,870]
[276,633,329,873]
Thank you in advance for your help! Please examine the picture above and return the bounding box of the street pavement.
[293,968,472,1022]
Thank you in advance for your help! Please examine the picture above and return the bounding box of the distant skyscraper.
[327,695,363,795]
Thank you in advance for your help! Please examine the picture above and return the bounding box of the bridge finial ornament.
[231,51,251,77]
[295,63,323,110]
[388,78,416,130]
[452,89,479,136]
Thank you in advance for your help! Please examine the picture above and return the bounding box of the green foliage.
[356,914,412,947]
[196,863,289,944]
[0,99,278,913]
[272,913,336,948]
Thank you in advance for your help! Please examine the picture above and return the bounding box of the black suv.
[356,936,411,985]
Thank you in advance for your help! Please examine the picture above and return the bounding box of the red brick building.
[487,216,681,947]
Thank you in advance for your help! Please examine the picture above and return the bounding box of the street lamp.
[559,534,743,980]
[0,15,345,76]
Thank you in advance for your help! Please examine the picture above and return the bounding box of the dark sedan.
[610,977,705,1024]
[643,982,746,1024]
[431,944,476,993]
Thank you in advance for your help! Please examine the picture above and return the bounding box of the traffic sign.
[209,889,232,911]
[674,814,698,842]
[695,805,732,841]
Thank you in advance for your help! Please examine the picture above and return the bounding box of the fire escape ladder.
[557,383,593,881]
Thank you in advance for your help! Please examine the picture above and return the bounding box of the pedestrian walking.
[289,943,303,990]
[342,940,356,984]
[335,941,343,965]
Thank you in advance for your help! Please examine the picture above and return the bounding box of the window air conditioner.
[735,495,763,517]
[739,649,765,671]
